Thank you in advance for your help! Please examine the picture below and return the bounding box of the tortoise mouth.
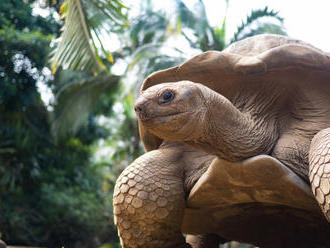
[138,111,187,122]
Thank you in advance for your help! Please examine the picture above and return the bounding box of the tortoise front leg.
[113,147,191,248]
[309,128,330,221]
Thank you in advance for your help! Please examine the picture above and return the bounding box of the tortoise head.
[135,81,208,143]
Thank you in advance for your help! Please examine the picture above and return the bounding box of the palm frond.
[127,43,186,92]
[231,7,284,43]
[236,23,287,41]
[50,0,128,74]
[129,10,168,48]
[175,0,228,51]
[210,0,229,51]
[175,0,210,45]
[210,22,226,51]
[175,0,208,31]
[128,43,165,69]
[51,75,120,140]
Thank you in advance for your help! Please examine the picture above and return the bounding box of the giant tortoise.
[113,34,330,248]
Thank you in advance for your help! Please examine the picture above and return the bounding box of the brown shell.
[182,155,330,246]
[139,34,330,151]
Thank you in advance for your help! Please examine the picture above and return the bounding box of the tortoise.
[113,34,330,248]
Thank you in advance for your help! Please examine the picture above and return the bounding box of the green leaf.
[231,6,285,43]
[51,75,120,140]
[236,23,287,41]
[127,42,186,91]
[50,0,128,73]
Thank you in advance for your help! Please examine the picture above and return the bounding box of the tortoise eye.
[159,91,175,105]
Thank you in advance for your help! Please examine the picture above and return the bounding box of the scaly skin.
[309,128,330,221]
[113,143,190,248]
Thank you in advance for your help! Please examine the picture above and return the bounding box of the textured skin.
[309,128,330,221]
[113,142,214,248]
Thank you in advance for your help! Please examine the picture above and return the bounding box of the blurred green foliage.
[0,0,120,247]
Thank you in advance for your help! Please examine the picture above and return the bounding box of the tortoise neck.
[194,90,278,161]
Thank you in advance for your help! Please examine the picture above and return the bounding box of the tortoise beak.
[134,100,144,114]
[135,97,150,121]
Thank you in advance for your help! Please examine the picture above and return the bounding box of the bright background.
[131,0,330,52]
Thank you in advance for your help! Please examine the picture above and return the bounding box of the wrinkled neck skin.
[187,88,279,162]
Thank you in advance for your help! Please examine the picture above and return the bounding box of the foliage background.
[0,0,285,247]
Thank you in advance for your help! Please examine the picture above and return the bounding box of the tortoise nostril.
[134,101,146,113]
[135,106,143,112]
[135,98,148,115]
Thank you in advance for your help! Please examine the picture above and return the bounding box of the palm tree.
[49,0,128,140]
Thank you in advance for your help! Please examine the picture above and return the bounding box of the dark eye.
[158,91,175,105]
